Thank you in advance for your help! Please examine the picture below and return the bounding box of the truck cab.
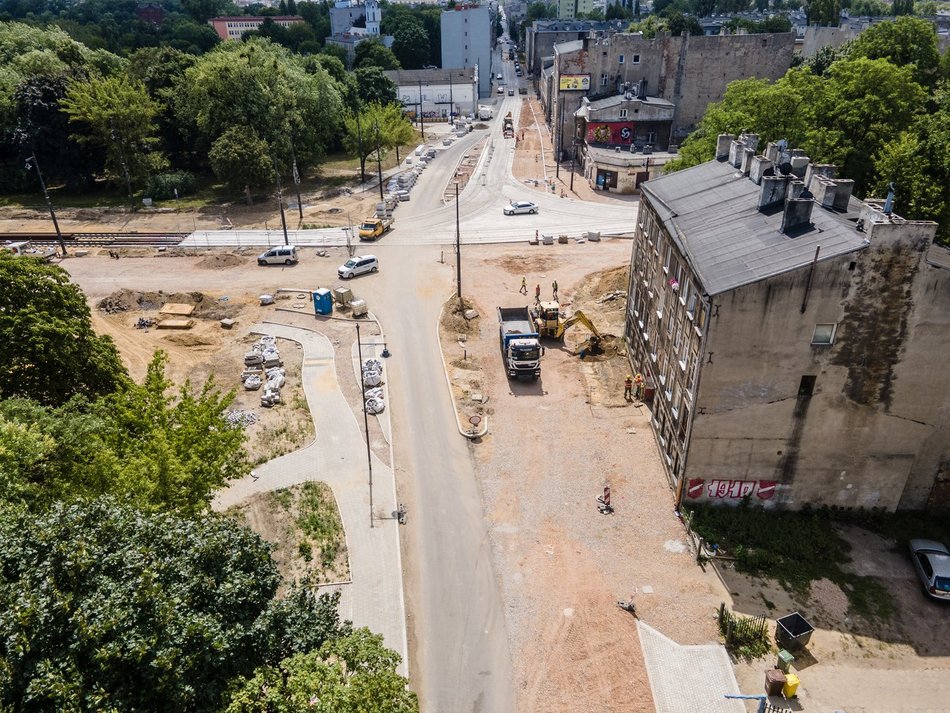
[359,215,393,240]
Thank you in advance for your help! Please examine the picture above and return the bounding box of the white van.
[338,254,379,279]
[257,245,298,266]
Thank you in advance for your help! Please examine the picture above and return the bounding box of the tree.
[0,498,351,712]
[805,0,841,25]
[391,18,430,69]
[342,106,379,183]
[209,127,276,201]
[849,0,887,13]
[224,630,417,713]
[60,74,167,188]
[849,16,940,87]
[379,101,415,161]
[891,0,913,13]
[181,0,230,22]
[353,66,397,106]
[354,38,400,70]
[0,254,127,407]
[665,11,704,36]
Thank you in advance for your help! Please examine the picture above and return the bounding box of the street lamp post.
[355,323,374,529]
[25,152,67,256]
[374,121,384,201]
[455,181,462,300]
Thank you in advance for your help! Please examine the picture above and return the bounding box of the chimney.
[749,156,773,185]
[788,179,806,201]
[715,134,734,161]
[739,132,759,153]
[764,142,780,163]
[728,139,746,168]
[810,177,837,209]
[804,163,836,191]
[831,179,854,212]
[639,79,648,98]
[740,147,755,175]
[790,155,810,178]
[781,197,814,235]
[758,174,787,210]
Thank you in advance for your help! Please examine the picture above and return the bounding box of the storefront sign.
[586,121,635,145]
[559,74,590,91]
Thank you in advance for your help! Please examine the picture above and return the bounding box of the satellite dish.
[779,162,793,176]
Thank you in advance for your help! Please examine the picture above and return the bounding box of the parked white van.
[257,245,298,266]
[338,255,379,279]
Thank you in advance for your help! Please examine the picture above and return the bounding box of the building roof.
[641,159,870,296]
[584,94,674,111]
[210,15,303,21]
[531,19,627,32]
[553,39,584,54]
[382,68,476,85]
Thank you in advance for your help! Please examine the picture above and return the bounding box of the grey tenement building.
[625,134,949,512]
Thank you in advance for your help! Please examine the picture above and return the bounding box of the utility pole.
[274,163,290,246]
[570,141,577,191]
[556,95,565,178]
[448,71,455,123]
[373,121,384,201]
[290,134,303,221]
[355,323,374,529]
[356,114,365,183]
[25,151,67,256]
[417,79,426,141]
[455,181,461,300]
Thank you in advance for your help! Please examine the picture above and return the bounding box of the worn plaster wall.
[686,221,948,511]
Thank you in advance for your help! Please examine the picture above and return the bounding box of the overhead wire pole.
[355,323,374,529]
[25,150,67,256]
[455,181,462,300]
[417,79,426,141]
[273,159,290,246]
[290,133,303,222]
[373,121,384,201]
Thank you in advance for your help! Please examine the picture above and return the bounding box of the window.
[663,244,672,272]
[619,109,628,119]
[601,73,608,86]
[812,323,836,345]
[619,54,625,64]
[632,54,641,64]
[798,375,817,398]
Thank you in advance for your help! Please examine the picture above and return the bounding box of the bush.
[145,170,197,200]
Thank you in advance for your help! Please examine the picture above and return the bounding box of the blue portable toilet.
[312,289,333,315]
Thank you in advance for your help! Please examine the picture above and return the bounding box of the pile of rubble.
[242,336,285,407]
[362,358,386,414]
[225,409,259,428]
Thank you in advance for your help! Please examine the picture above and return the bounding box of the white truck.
[478,105,494,120]
[498,306,543,380]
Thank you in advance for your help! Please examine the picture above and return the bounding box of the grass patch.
[296,481,344,570]
[685,501,898,621]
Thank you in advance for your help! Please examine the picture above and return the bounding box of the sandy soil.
[439,240,727,712]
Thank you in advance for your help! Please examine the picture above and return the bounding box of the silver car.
[338,255,379,279]
[504,200,539,216]
[909,539,950,601]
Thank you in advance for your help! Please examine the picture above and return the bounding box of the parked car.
[508,88,515,96]
[496,73,503,80]
[257,245,298,265]
[504,200,539,216]
[338,254,379,279]
[909,539,950,601]
[497,86,504,94]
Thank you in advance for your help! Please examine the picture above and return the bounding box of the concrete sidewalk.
[638,622,745,713]
[213,323,408,675]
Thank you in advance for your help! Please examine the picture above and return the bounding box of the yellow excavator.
[533,302,602,354]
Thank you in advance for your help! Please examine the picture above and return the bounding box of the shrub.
[145,170,197,200]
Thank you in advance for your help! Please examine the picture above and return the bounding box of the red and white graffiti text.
[685,479,776,501]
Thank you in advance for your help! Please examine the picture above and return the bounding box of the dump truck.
[503,112,514,139]
[358,215,394,240]
[498,306,543,379]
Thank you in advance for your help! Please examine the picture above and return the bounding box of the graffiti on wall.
[685,478,777,500]
[586,121,635,145]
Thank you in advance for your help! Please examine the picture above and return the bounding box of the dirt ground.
[439,240,727,713]
[512,96,638,207]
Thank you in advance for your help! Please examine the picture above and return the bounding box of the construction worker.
[552,279,559,301]
[520,276,528,295]
[624,375,633,401]
[634,372,644,400]
[534,284,541,302]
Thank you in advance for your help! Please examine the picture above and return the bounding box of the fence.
[717,602,767,650]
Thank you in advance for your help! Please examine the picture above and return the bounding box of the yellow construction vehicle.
[533,303,602,353]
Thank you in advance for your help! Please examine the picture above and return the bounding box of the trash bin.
[776,612,814,650]
[765,668,786,696]
[783,673,800,698]
[777,649,795,673]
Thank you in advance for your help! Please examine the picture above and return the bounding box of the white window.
[601,73,608,86]
[619,109,628,119]
[619,54,625,64]
[632,54,641,64]
[812,323,837,345]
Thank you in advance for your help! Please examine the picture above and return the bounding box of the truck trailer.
[498,306,543,379]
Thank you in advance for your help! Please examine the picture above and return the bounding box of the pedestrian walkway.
[213,323,407,675]
[638,622,745,713]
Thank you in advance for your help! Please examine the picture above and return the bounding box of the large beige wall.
[685,221,948,511]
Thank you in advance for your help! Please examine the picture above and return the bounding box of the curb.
[436,300,489,440]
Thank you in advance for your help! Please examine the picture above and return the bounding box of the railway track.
[3,232,188,248]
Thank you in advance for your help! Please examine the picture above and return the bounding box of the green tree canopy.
[805,0,841,25]
[391,17,430,70]
[0,254,127,406]
[224,630,417,713]
[209,126,277,198]
[354,38,400,70]
[0,498,352,712]
[849,16,940,87]
[353,65,397,106]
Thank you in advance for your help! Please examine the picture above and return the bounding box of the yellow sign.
[559,74,590,91]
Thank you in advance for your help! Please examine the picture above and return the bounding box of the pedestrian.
[534,284,541,302]
[624,374,633,401]
[634,372,644,400]
[552,279,558,301]
[520,276,528,295]
[535,228,539,242]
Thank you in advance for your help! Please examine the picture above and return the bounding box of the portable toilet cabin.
[312,288,333,315]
